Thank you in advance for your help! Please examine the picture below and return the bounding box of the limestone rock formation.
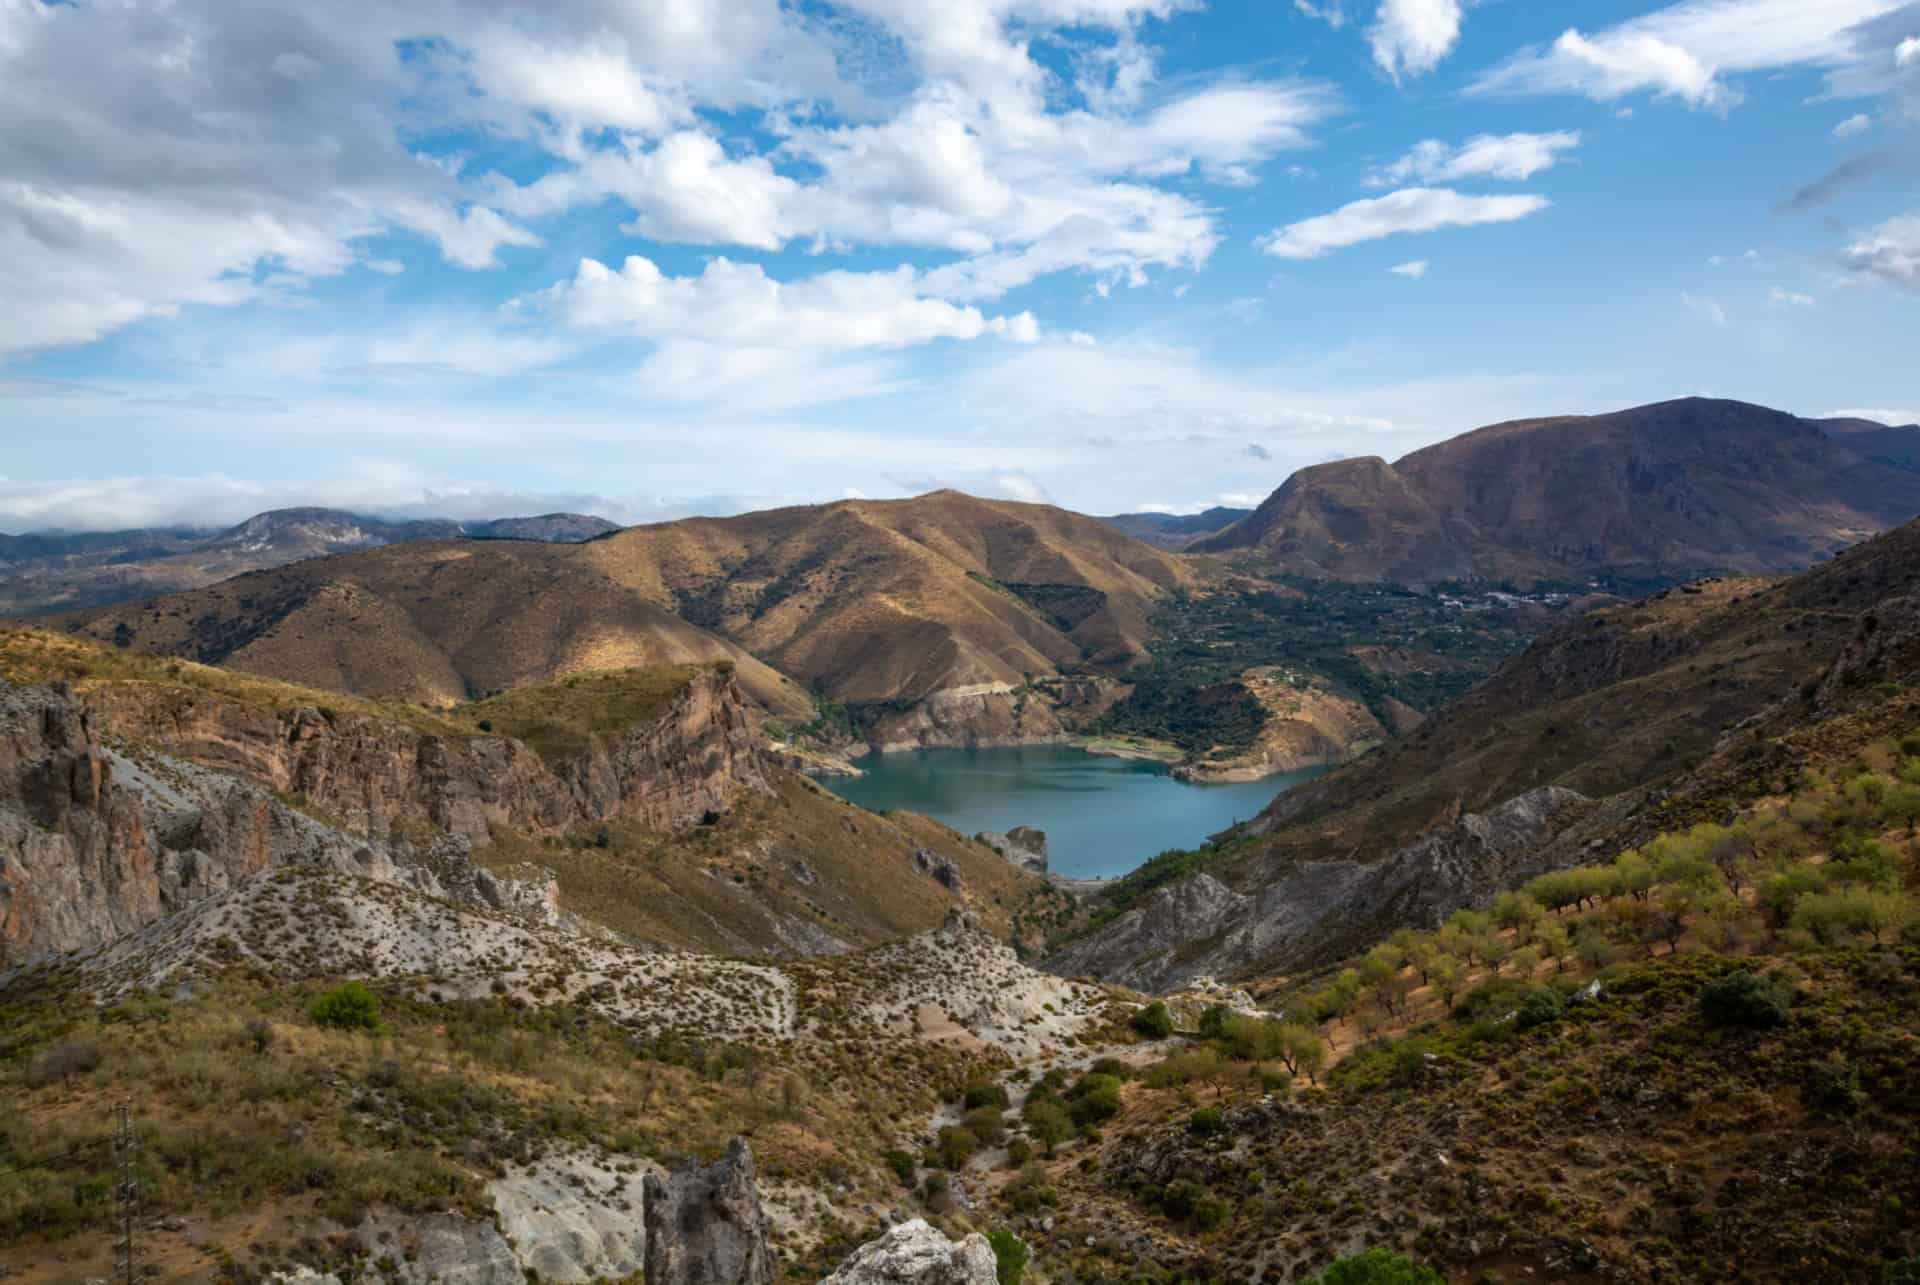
[489,1150,656,1283]
[911,847,965,892]
[820,1219,999,1284]
[641,1138,772,1285]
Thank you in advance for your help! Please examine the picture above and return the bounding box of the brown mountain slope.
[54,538,813,718]
[1195,397,1920,584]
[60,492,1194,737]
[1053,513,1920,986]
[580,489,1196,702]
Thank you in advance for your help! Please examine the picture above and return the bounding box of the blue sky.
[2,0,1917,531]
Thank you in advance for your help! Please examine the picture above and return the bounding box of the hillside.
[1097,507,1251,550]
[62,491,1196,748]
[1194,398,1920,585]
[0,507,619,615]
[1053,512,1920,986]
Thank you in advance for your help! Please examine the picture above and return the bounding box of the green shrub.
[1161,1179,1229,1230]
[963,1081,1010,1111]
[1198,1003,1232,1039]
[1188,1107,1225,1137]
[309,982,382,1032]
[1308,1248,1446,1284]
[1698,970,1788,1030]
[987,1229,1030,1285]
[934,1125,979,1170]
[1066,1072,1122,1128]
[1005,1138,1032,1168]
[1131,1001,1173,1039]
[1883,1255,1920,1285]
[883,1149,916,1184]
[1514,986,1563,1031]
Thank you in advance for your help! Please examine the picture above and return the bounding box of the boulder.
[820,1218,999,1284]
[642,1137,772,1285]
[910,848,965,893]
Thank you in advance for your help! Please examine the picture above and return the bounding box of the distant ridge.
[1097,506,1251,550]
[1193,397,1920,584]
[0,507,620,615]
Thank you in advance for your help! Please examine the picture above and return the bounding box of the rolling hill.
[1194,398,1920,585]
[0,507,620,615]
[1096,506,1251,550]
[56,492,1196,742]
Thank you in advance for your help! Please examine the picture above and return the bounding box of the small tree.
[1022,1100,1072,1156]
[1309,1248,1445,1285]
[1699,970,1789,1030]
[987,1230,1029,1285]
[1131,1001,1174,1039]
[309,981,382,1032]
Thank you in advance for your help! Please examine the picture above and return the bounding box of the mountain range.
[1193,398,1920,585]
[1095,506,1251,550]
[0,506,619,615]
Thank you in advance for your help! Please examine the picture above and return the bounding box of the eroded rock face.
[862,685,1066,753]
[0,669,768,960]
[820,1219,999,1284]
[489,1151,657,1283]
[641,1138,772,1285]
[1048,786,1590,990]
[911,847,965,893]
[978,827,1047,874]
[352,1210,523,1284]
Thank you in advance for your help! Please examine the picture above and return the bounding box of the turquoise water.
[822,744,1325,880]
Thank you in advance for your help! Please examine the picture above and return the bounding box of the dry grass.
[455,665,709,764]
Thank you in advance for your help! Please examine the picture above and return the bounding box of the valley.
[5,395,1920,1283]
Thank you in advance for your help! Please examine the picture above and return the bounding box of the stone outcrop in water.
[641,1137,772,1285]
[821,1219,1000,1284]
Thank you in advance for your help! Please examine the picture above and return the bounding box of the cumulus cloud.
[1259,188,1549,259]
[1832,113,1876,140]
[1470,0,1908,110]
[1826,407,1920,425]
[0,0,1336,358]
[1389,259,1430,277]
[1294,1,1347,28]
[1371,132,1582,186]
[1369,0,1465,82]
[1840,212,1920,288]
[531,255,1039,349]
[1767,286,1816,307]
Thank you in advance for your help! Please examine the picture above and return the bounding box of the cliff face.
[80,667,770,841]
[0,668,771,962]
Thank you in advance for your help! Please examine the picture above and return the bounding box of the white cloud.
[1840,212,1920,288]
[1825,407,1920,426]
[1295,1,1346,28]
[1371,131,1582,186]
[1831,113,1876,140]
[1899,36,1920,68]
[1389,259,1430,277]
[1258,188,1550,259]
[1470,0,1908,110]
[531,255,1039,350]
[1370,0,1464,82]
[1681,291,1729,326]
[1767,286,1816,307]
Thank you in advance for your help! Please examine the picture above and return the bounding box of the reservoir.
[823,744,1326,880]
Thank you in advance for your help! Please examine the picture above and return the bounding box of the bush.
[1198,1003,1232,1039]
[1698,970,1788,1030]
[987,1229,1029,1285]
[1131,1001,1174,1039]
[1514,986,1563,1031]
[963,1081,1010,1111]
[309,982,382,1032]
[1066,1072,1123,1128]
[934,1125,980,1170]
[1188,1107,1225,1137]
[20,1041,103,1088]
[883,1149,916,1184]
[1005,1138,1032,1167]
[1308,1249,1446,1284]
[1161,1179,1229,1230]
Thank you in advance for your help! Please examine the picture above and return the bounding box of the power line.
[0,1137,110,1178]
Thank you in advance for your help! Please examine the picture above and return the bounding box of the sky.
[2,0,1918,532]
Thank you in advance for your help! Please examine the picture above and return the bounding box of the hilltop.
[1194,398,1920,585]
[60,491,1196,750]
[1097,507,1251,551]
[0,507,619,615]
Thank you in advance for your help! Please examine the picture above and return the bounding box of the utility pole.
[113,1101,136,1285]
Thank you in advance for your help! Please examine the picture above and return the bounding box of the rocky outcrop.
[911,847,965,893]
[642,1138,772,1285]
[978,826,1047,874]
[489,1150,657,1283]
[862,684,1067,753]
[1173,677,1382,782]
[82,666,769,842]
[351,1210,524,1284]
[0,669,769,960]
[1047,786,1591,990]
[821,1219,999,1284]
